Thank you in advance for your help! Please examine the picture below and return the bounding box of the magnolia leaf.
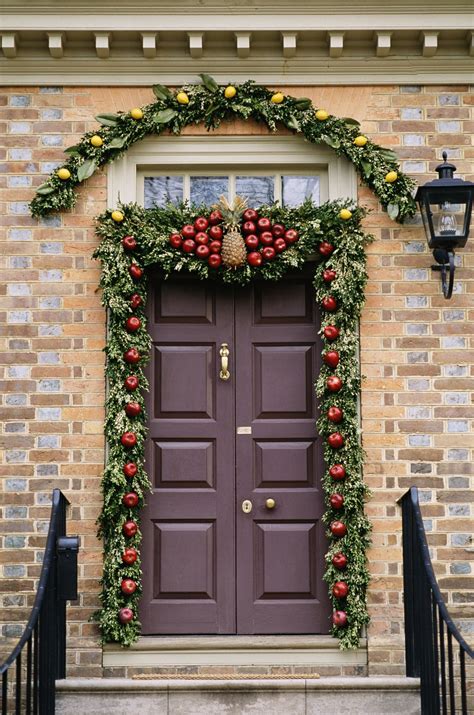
[361,160,372,178]
[155,109,178,124]
[95,113,119,127]
[199,73,219,93]
[64,145,81,155]
[293,98,312,110]
[108,136,128,149]
[322,135,341,149]
[77,159,97,182]
[343,117,360,127]
[387,203,400,220]
[36,184,55,195]
[287,114,301,131]
[152,84,173,101]
[379,148,398,161]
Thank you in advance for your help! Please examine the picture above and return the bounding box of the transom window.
[140,171,321,209]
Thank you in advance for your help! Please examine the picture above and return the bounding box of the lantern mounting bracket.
[432,248,455,300]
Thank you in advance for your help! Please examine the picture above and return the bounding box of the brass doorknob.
[265,498,276,509]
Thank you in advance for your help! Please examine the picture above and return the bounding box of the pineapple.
[214,195,247,268]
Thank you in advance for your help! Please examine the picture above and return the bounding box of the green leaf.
[152,84,173,101]
[108,136,128,149]
[64,145,81,155]
[387,203,400,220]
[378,149,398,161]
[360,160,372,178]
[77,159,97,182]
[286,114,301,131]
[155,109,178,124]
[95,113,119,127]
[199,73,219,93]
[36,184,55,195]
[343,117,360,127]
[322,135,341,149]
[293,98,312,110]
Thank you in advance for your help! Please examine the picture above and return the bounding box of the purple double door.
[140,269,331,635]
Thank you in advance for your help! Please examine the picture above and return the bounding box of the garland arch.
[29,76,417,649]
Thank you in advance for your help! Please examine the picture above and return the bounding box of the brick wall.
[0,84,472,677]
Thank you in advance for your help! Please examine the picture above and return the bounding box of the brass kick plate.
[237,426,252,435]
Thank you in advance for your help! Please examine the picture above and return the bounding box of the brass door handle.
[219,343,230,381]
[265,498,276,509]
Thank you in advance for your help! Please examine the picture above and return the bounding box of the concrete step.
[56,675,421,714]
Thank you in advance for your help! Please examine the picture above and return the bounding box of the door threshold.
[103,635,367,668]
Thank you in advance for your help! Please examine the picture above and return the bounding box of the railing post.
[401,489,418,676]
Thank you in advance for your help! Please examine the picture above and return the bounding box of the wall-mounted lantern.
[415,152,473,299]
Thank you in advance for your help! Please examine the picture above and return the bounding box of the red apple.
[272,223,286,238]
[322,296,338,312]
[169,233,182,248]
[118,607,134,624]
[182,239,196,253]
[332,552,348,570]
[323,325,340,341]
[328,432,344,449]
[121,432,137,448]
[130,293,143,309]
[284,229,299,244]
[274,238,287,253]
[121,578,137,596]
[208,254,222,269]
[248,252,263,267]
[242,221,257,235]
[196,244,210,259]
[257,217,271,232]
[129,263,143,280]
[124,375,139,391]
[195,231,209,245]
[327,406,343,423]
[245,235,259,250]
[330,493,344,510]
[209,225,223,240]
[323,269,337,283]
[122,492,139,508]
[326,376,343,392]
[122,520,138,538]
[260,231,274,246]
[209,210,223,225]
[243,208,259,222]
[330,520,347,538]
[121,547,137,565]
[209,240,222,253]
[123,462,138,478]
[262,246,276,261]
[181,224,196,239]
[194,216,209,232]
[323,351,340,368]
[122,236,137,251]
[126,316,141,332]
[332,581,349,599]
[318,242,334,257]
[125,401,141,417]
[332,610,348,627]
[329,464,346,480]
[124,348,140,364]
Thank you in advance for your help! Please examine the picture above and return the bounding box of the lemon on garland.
[57,168,71,181]
[339,208,352,220]
[177,91,189,105]
[385,171,398,183]
[271,92,284,104]
[130,108,144,120]
[315,109,329,121]
[90,135,103,147]
[111,210,124,222]
[354,135,368,147]
[224,85,237,99]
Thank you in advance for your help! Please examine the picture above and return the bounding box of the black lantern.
[415,152,473,299]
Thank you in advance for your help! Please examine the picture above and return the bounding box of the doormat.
[132,673,320,680]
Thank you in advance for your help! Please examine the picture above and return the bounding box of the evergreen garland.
[30,74,416,223]
[93,199,371,648]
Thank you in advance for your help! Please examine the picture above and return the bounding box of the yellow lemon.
[354,135,368,147]
[90,134,103,147]
[176,92,189,105]
[130,108,144,120]
[224,85,237,99]
[111,210,124,223]
[385,171,398,183]
[57,168,71,181]
[339,208,352,220]
[271,92,284,104]
[315,109,329,121]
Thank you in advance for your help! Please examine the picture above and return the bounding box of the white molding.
[141,32,157,59]
[94,32,110,59]
[375,31,392,58]
[47,32,64,59]
[188,32,203,59]
[421,31,439,58]
[1,33,17,58]
[235,32,251,58]
[328,32,344,59]
[282,32,297,59]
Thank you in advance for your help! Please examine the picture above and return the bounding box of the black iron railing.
[0,489,79,715]
[400,486,473,714]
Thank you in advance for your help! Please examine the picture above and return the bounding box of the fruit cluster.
[168,208,299,269]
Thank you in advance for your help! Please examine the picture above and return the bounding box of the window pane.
[190,176,228,206]
[282,175,320,207]
[144,176,184,209]
[236,176,274,207]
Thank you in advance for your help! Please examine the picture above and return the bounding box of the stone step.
[56,675,421,715]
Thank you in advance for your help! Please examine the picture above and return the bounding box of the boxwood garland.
[93,198,371,649]
[30,74,416,223]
